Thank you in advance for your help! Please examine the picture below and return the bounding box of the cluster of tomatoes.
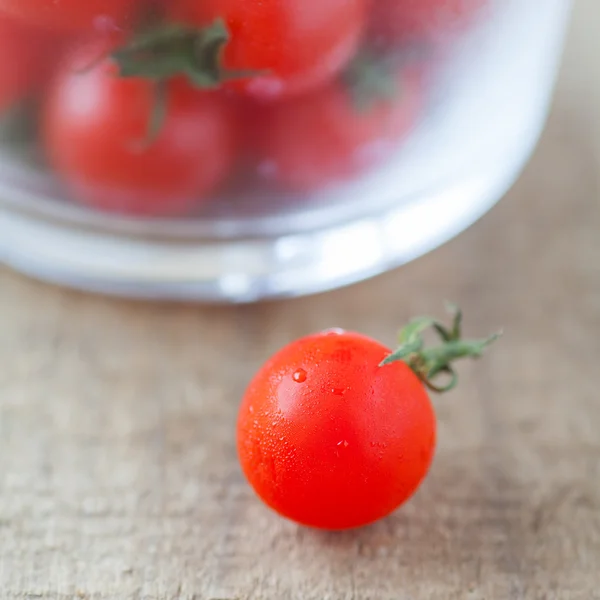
[0,0,483,217]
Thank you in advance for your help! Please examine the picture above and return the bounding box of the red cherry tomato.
[371,0,486,44]
[237,330,437,530]
[43,43,238,217]
[169,0,367,100]
[0,15,64,112]
[237,308,499,530]
[0,0,140,32]
[253,65,423,191]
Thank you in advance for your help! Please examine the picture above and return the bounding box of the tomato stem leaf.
[111,19,263,87]
[380,304,501,393]
[145,79,169,148]
[343,50,399,112]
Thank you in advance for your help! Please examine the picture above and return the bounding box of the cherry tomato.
[0,15,64,113]
[237,308,499,530]
[0,0,140,32]
[371,0,486,44]
[253,64,423,191]
[237,330,437,530]
[169,0,367,100]
[43,42,238,217]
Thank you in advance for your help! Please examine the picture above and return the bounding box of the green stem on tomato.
[111,19,263,141]
[380,303,501,393]
[342,36,434,113]
[342,50,400,113]
[111,19,261,87]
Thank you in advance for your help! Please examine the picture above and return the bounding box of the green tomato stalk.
[110,19,259,144]
[111,19,254,86]
[380,303,501,392]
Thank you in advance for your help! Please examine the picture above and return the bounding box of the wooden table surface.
[1,2,599,598]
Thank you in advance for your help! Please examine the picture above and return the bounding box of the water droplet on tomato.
[337,440,349,448]
[293,368,307,383]
[322,328,345,336]
[331,387,345,396]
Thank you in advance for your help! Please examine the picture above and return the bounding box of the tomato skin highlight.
[0,0,140,32]
[43,43,238,217]
[237,331,437,530]
[169,0,367,100]
[253,68,423,191]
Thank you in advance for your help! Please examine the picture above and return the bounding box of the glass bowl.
[0,0,572,301]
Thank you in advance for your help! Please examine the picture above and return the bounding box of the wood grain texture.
[1,1,599,598]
